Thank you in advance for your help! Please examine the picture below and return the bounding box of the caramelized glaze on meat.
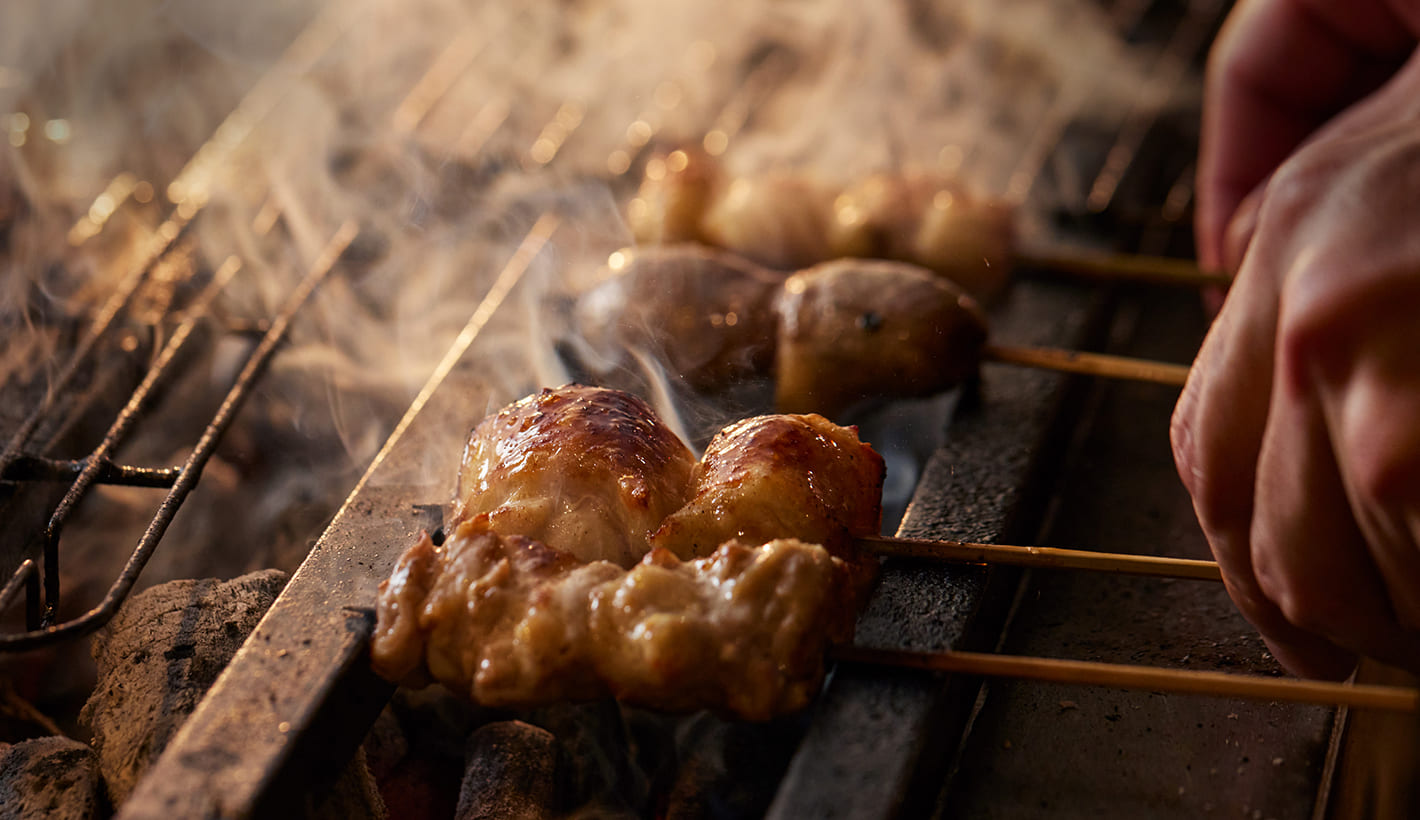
[453,385,694,567]
[575,245,784,391]
[650,413,885,562]
[773,259,989,416]
[371,524,856,720]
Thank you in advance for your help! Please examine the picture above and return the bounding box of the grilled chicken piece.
[371,526,856,721]
[650,413,885,562]
[625,152,1015,301]
[575,245,784,392]
[626,146,721,245]
[829,173,1014,302]
[453,385,694,567]
[773,259,988,416]
[699,174,840,270]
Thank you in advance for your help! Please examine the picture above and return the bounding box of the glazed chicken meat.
[453,384,694,566]
[372,528,857,720]
[576,246,988,416]
[574,245,784,392]
[650,412,885,560]
[625,147,1015,302]
[372,385,886,719]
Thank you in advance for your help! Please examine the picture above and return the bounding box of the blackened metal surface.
[768,278,1107,820]
[936,288,1334,818]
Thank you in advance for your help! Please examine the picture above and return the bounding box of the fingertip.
[1264,636,1357,682]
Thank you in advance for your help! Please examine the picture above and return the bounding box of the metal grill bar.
[0,225,355,651]
[0,0,360,644]
[0,456,179,488]
[34,254,240,625]
[117,216,557,820]
[0,213,192,481]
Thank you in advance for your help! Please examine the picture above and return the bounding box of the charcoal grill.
[0,0,1402,817]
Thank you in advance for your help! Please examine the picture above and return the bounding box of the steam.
[0,0,1191,644]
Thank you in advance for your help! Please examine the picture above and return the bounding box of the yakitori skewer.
[624,147,1233,302]
[832,646,1420,713]
[1015,248,1230,290]
[857,535,1220,581]
[983,343,1191,387]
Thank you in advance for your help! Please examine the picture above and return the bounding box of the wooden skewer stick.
[1015,249,1232,291]
[831,645,1420,713]
[983,343,1191,387]
[858,535,1221,582]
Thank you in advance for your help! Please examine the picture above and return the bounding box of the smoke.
[0,0,1192,664]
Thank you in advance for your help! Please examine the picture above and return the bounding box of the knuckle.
[1260,152,1332,224]
[1169,405,1249,535]
[1347,445,1420,508]
[1256,572,1327,636]
[1274,269,1356,398]
[1253,553,1334,636]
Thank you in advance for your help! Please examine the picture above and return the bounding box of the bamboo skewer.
[858,535,1221,582]
[1016,249,1231,291]
[984,343,1191,387]
[831,645,1420,712]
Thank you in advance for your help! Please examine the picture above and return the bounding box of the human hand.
[1174,48,1420,679]
[1195,0,1416,271]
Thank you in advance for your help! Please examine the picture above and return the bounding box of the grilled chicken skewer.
[452,384,695,567]
[382,385,1386,722]
[577,244,1184,417]
[373,385,885,720]
[626,146,1224,299]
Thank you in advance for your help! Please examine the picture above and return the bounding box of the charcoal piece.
[303,746,386,820]
[662,713,803,820]
[0,735,106,820]
[529,701,648,816]
[456,721,558,820]
[80,570,289,805]
[366,688,480,820]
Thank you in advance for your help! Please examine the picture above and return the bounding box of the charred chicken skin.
[774,258,988,415]
[575,245,784,392]
[577,246,988,415]
[650,412,885,561]
[453,384,694,567]
[373,386,886,719]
